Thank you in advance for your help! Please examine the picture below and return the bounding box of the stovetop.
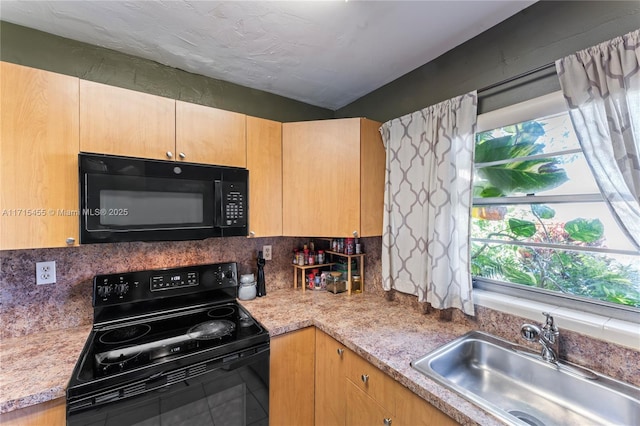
[83,302,264,380]
[66,262,269,401]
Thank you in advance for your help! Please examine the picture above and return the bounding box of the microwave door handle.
[214,180,224,227]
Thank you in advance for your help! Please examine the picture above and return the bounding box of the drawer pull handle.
[337,348,344,356]
[383,418,392,426]
[361,374,369,384]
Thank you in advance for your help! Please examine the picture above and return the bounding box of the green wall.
[0,21,333,123]
[335,1,640,122]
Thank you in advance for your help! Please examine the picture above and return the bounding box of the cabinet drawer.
[346,352,396,412]
[346,381,393,426]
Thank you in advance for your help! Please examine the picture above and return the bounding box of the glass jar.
[351,275,362,293]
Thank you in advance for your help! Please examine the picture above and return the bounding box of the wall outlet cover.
[36,261,56,285]
[263,245,272,261]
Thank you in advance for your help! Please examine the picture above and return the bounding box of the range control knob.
[97,285,112,298]
[115,283,130,296]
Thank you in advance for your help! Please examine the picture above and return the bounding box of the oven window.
[100,189,204,226]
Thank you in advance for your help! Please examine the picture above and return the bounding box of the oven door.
[67,344,269,426]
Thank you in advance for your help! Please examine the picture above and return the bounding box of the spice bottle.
[346,238,354,255]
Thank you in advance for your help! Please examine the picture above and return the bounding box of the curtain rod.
[477,62,556,94]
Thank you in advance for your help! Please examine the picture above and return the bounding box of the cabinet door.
[346,381,393,426]
[80,80,175,160]
[394,384,457,426]
[270,327,315,426]
[1,62,79,249]
[282,118,361,237]
[315,330,348,426]
[246,116,282,236]
[176,101,246,167]
[0,397,65,426]
[360,118,385,237]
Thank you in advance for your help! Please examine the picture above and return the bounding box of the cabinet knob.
[66,237,75,245]
[179,152,186,159]
[166,151,173,159]
[249,231,256,237]
[361,374,369,384]
[337,348,344,357]
[352,231,359,237]
[383,418,392,426]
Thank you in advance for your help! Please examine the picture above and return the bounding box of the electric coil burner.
[66,262,270,426]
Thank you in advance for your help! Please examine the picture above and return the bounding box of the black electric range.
[66,262,270,426]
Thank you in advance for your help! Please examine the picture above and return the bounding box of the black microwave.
[79,153,248,244]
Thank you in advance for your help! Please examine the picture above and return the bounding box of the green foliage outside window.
[472,120,640,307]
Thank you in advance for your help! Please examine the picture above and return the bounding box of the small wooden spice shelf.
[293,251,365,295]
[293,263,335,292]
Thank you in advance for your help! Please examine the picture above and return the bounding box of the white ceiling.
[1,0,536,110]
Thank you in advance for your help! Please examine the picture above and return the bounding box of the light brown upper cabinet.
[1,62,80,250]
[282,118,385,237]
[246,116,282,237]
[175,101,246,167]
[79,80,175,160]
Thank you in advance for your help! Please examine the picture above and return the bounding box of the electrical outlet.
[263,245,272,261]
[36,261,56,285]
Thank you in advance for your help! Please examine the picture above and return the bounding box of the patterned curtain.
[556,29,640,249]
[379,92,477,315]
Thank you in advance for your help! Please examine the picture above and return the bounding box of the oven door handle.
[221,344,269,371]
[148,371,165,382]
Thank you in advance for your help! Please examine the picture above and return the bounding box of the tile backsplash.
[0,236,382,339]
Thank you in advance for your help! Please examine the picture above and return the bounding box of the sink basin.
[411,330,640,426]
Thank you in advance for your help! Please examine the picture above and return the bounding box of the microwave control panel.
[224,190,245,226]
[216,181,247,228]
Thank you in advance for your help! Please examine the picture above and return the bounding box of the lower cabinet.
[270,327,316,426]
[315,329,347,426]
[346,381,393,426]
[395,383,458,426]
[0,398,65,426]
[315,329,457,426]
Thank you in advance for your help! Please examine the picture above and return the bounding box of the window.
[472,92,640,320]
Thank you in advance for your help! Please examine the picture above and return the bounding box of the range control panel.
[151,271,198,291]
[93,262,237,307]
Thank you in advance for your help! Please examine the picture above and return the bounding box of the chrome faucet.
[520,312,560,364]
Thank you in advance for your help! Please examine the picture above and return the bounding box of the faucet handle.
[542,312,558,331]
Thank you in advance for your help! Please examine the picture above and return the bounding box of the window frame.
[473,91,640,323]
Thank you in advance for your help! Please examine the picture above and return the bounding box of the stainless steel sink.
[411,330,640,426]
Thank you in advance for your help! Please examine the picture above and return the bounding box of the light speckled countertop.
[0,289,502,425]
[0,325,91,414]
